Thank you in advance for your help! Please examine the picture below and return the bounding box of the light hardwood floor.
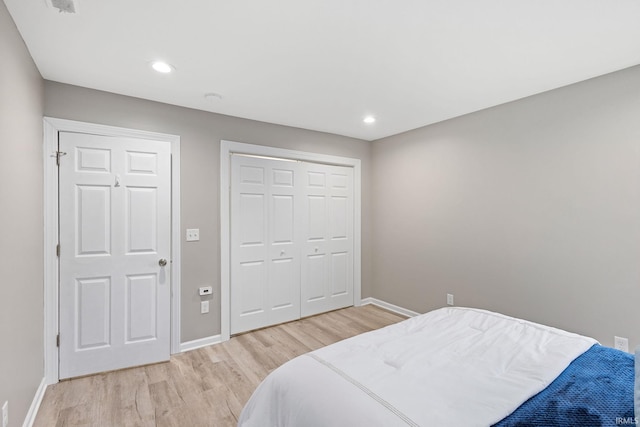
[34,305,405,427]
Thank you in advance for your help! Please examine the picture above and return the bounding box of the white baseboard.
[22,377,47,427]
[361,297,421,318]
[179,334,223,353]
[179,300,417,352]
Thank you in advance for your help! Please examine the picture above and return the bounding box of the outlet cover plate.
[614,336,629,352]
[2,401,8,427]
[201,300,210,314]
[186,228,200,242]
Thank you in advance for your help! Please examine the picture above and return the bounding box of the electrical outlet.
[201,300,209,314]
[186,228,200,242]
[446,293,454,306]
[2,401,8,427]
[614,336,629,353]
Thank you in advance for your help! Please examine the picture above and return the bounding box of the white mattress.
[238,307,597,427]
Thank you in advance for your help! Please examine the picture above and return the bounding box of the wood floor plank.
[33,305,406,427]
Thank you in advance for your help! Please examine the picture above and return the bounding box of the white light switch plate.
[186,228,200,242]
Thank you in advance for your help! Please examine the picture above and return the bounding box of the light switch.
[186,228,200,242]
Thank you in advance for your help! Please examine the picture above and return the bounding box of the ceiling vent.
[48,0,77,14]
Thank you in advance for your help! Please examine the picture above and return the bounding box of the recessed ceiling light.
[363,116,376,124]
[151,61,173,73]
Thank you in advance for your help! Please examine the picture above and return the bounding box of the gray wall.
[372,64,640,349]
[43,82,372,342]
[0,2,45,426]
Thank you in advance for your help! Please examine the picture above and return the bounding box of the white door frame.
[220,140,362,342]
[43,117,181,385]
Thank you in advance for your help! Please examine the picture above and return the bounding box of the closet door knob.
[159,258,168,267]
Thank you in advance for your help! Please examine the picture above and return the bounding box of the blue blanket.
[494,344,634,427]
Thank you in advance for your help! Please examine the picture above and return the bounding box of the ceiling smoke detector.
[48,0,77,14]
[204,92,223,102]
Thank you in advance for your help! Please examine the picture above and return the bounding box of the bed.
[238,307,634,427]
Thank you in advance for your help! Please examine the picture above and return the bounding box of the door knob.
[159,258,168,267]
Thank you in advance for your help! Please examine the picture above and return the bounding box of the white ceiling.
[5,0,640,141]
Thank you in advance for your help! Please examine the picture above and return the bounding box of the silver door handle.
[159,258,167,267]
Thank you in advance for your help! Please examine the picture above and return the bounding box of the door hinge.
[55,151,67,166]
[56,244,60,257]
[56,334,60,347]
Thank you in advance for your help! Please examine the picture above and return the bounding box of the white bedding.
[238,307,597,427]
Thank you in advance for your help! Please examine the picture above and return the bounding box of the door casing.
[220,140,362,342]
[43,117,181,384]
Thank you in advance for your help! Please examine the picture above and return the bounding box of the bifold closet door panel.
[300,162,354,318]
[230,155,302,334]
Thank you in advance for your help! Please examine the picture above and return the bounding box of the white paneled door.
[300,163,354,317]
[58,132,171,379]
[230,155,302,334]
[230,154,354,334]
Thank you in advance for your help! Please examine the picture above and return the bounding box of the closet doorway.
[221,141,362,339]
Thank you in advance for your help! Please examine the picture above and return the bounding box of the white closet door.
[230,155,302,334]
[301,163,354,317]
[58,132,171,379]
